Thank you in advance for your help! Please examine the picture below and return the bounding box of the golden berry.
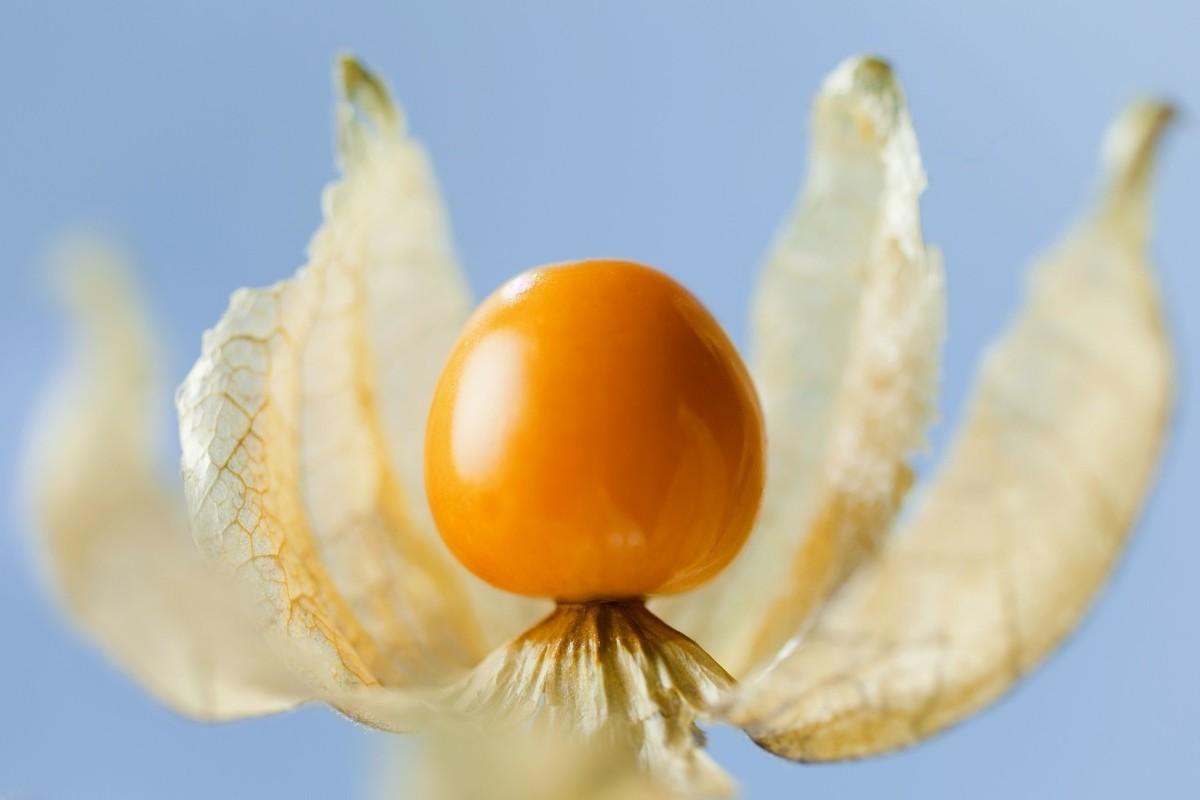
[424,260,764,601]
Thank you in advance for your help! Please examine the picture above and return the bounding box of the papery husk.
[23,242,310,718]
[390,726,693,800]
[655,56,943,678]
[721,101,1175,761]
[175,56,546,715]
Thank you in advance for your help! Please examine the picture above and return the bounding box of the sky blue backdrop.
[1,1,1196,797]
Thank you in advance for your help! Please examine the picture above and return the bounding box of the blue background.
[1,1,1196,797]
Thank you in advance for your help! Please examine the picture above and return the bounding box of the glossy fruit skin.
[424,260,765,602]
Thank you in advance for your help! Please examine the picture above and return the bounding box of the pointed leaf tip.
[820,55,898,105]
[1101,99,1176,219]
[816,55,906,146]
[833,55,895,90]
[335,54,401,167]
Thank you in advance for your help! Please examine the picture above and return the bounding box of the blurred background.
[1,1,1196,797]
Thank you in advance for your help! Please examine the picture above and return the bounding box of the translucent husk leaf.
[656,56,944,677]
[372,730,690,800]
[175,56,545,713]
[445,602,737,798]
[24,243,308,718]
[722,101,1175,760]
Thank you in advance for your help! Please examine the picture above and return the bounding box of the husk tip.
[1100,97,1177,206]
[815,54,908,144]
[332,52,403,170]
[44,234,135,317]
[822,55,898,99]
[336,53,397,119]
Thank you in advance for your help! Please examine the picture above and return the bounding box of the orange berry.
[424,260,765,601]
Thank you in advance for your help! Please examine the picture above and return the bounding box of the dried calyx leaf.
[657,56,944,677]
[176,56,545,715]
[400,709,693,800]
[448,601,736,798]
[24,242,308,718]
[721,100,1175,761]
